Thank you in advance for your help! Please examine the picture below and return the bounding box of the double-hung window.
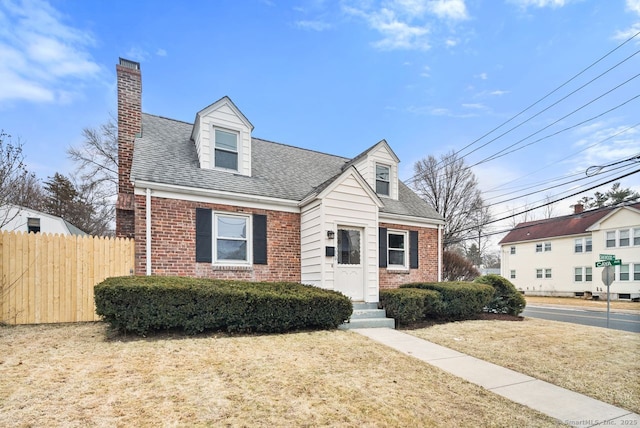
[545,268,552,279]
[376,164,390,196]
[510,270,516,279]
[585,237,592,252]
[634,228,640,246]
[574,267,583,282]
[634,264,640,281]
[536,243,542,253]
[606,231,616,248]
[536,269,543,279]
[510,246,516,255]
[214,213,249,263]
[544,242,551,252]
[585,267,592,281]
[388,230,407,268]
[619,229,630,247]
[619,264,630,281]
[574,239,583,253]
[214,129,239,171]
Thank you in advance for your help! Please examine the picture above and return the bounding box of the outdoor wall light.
[327,230,335,239]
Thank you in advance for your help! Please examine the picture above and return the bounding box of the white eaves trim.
[133,180,300,213]
[379,212,444,228]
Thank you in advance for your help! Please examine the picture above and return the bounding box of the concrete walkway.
[353,328,640,427]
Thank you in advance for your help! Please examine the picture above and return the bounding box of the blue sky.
[1,0,639,234]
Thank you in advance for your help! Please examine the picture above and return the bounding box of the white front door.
[335,227,364,301]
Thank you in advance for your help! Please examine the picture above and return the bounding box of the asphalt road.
[522,305,640,333]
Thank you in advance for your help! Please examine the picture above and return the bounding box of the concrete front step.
[339,302,395,330]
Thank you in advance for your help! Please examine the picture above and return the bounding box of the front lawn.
[0,323,559,427]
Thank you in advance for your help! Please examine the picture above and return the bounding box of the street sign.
[602,266,614,286]
[599,254,615,261]
[595,259,622,267]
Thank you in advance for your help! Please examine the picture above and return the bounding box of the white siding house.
[500,202,640,300]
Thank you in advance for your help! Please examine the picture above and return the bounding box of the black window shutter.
[410,230,419,269]
[379,227,387,268]
[253,214,267,265]
[195,208,212,263]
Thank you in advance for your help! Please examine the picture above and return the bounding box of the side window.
[214,129,238,171]
[606,231,616,248]
[510,270,516,279]
[536,243,542,253]
[27,217,41,234]
[544,242,551,252]
[585,267,592,281]
[536,268,542,279]
[585,237,592,252]
[510,246,516,255]
[375,164,390,196]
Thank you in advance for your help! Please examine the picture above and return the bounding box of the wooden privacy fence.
[0,231,135,325]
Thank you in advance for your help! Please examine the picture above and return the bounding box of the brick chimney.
[115,58,141,238]
[573,203,584,214]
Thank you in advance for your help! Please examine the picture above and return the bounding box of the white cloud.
[420,65,431,77]
[627,0,640,14]
[509,0,571,8]
[0,0,100,104]
[428,0,468,20]
[295,20,333,31]
[342,0,468,50]
[490,89,509,96]
[476,72,488,80]
[156,48,168,57]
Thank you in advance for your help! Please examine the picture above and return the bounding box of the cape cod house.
[499,202,640,300]
[115,58,444,303]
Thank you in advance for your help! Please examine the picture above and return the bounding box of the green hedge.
[474,274,526,316]
[94,276,352,335]
[379,288,442,325]
[399,281,494,320]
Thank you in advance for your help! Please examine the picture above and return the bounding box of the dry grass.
[0,323,561,427]
[406,318,640,414]
[525,295,640,311]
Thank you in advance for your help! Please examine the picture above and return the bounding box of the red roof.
[498,202,640,245]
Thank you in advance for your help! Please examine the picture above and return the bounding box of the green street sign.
[595,259,622,267]
[599,254,615,261]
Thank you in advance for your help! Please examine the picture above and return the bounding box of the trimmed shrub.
[379,288,442,325]
[474,274,526,316]
[94,276,352,335]
[400,282,494,320]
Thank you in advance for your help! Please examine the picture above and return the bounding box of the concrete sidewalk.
[353,328,640,427]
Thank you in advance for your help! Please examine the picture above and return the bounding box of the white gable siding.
[300,202,323,288]
[353,145,399,200]
[195,103,251,175]
[322,174,379,302]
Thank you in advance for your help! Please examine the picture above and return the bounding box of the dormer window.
[214,128,238,171]
[376,164,390,196]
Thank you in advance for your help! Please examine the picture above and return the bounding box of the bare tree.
[542,194,556,219]
[0,130,38,228]
[412,150,486,249]
[67,116,118,234]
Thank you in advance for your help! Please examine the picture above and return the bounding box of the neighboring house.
[115,58,444,303]
[499,202,640,300]
[0,205,87,236]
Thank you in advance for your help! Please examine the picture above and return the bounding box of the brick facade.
[115,59,141,238]
[134,195,301,282]
[378,222,439,289]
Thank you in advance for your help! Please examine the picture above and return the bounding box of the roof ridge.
[142,112,193,126]
[251,136,350,161]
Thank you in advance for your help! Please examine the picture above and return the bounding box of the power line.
[403,30,640,186]
[482,122,640,194]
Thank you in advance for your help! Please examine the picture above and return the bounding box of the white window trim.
[574,267,583,282]
[211,126,241,172]
[213,212,252,266]
[387,229,408,270]
[375,163,391,197]
[510,270,516,279]
[510,246,516,255]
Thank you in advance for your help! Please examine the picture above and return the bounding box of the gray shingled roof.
[131,113,443,222]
